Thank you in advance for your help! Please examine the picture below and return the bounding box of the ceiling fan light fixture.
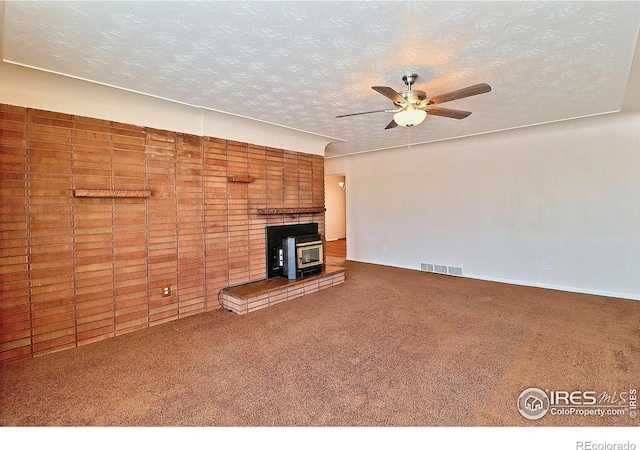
[337,74,490,130]
[393,108,427,127]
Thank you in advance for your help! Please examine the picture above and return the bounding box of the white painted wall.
[325,175,346,241]
[326,112,640,300]
[0,61,333,155]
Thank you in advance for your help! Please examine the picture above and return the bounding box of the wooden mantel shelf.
[257,207,325,215]
[74,189,152,198]
[227,175,255,183]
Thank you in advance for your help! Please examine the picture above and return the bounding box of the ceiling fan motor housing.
[400,89,427,105]
[399,73,427,105]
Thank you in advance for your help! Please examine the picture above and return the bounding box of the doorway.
[324,174,346,260]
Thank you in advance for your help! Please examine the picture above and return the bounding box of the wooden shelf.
[227,175,255,183]
[257,207,325,215]
[74,189,152,198]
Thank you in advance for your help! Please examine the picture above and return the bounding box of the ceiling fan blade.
[427,83,492,105]
[372,86,407,105]
[335,109,388,118]
[424,106,472,119]
[385,119,398,129]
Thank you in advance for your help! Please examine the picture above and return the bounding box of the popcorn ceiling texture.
[3,1,639,156]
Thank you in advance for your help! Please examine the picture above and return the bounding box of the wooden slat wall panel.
[145,129,178,326]
[29,109,76,357]
[298,153,313,208]
[283,150,299,208]
[266,147,284,210]
[0,105,31,363]
[0,103,325,365]
[176,133,205,317]
[112,123,149,336]
[312,155,326,237]
[226,141,250,286]
[72,116,116,345]
[248,145,267,280]
[203,137,229,310]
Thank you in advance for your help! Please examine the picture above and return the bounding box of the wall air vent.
[420,263,464,277]
[434,264,448,274]
[420,263,434,272]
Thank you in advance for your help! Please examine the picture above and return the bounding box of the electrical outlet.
[542,262,549,271]
[161,284,171,297]
[382,246,387,253]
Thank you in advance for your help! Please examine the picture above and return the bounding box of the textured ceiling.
[3,1,639,157]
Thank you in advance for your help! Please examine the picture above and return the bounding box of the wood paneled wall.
[0,104,325,365]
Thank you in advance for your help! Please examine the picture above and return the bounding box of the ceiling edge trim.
[2,59,346,145]
[324,110,622,159]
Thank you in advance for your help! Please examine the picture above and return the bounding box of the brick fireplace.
[0,104,325,365]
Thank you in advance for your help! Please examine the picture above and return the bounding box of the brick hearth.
[221,266,346,315]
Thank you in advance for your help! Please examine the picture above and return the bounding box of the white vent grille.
[434,264,448,274]
[420,262,464,277]
[420,263,434,272]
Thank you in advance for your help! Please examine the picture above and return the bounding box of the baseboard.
[464,274,640,302]
[345,257,640,301]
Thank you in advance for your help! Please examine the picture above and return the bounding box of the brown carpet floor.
[1,260,638,427]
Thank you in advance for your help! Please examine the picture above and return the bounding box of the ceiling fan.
[336,73,491,129]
